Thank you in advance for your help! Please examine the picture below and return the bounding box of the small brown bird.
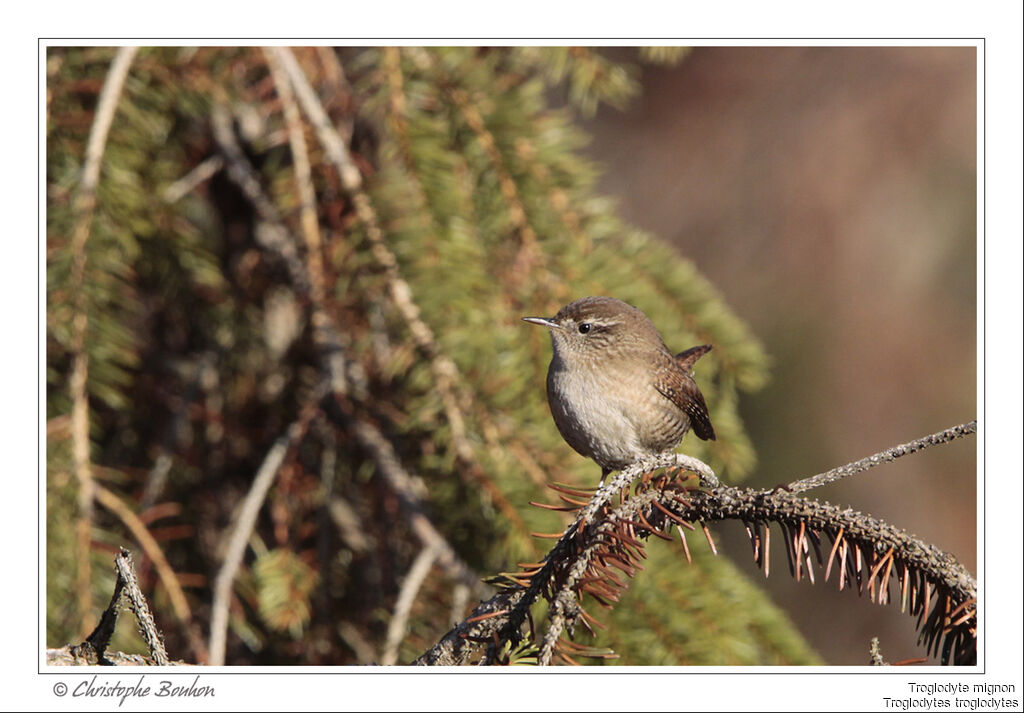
[524,296,715,480]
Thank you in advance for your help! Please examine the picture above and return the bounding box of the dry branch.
[53,548,170,666]
[382,544,442,665]
[67,45,139,636]
[416,422,977,666]
[262,47,326,304]
[207,401,320,666]
[788,421,977,494]
[270,48,525,533]
[324,395,491,601]
[209,91,491,639]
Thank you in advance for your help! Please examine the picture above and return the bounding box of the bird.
[523,296,715,481]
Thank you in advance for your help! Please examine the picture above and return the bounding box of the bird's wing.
[655,346,716,441]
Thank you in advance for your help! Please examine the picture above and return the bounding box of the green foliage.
[46,45,801,666]
[253,549,319,637]
[360,47,767,492]
[512,47,640,116]
[638,46,693,65]
[599,544,820,665]
[44,434,78,646]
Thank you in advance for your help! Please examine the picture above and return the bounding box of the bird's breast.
[546,352,689,470]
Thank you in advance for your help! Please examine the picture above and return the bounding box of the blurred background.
[45,45,976,666]
[582,46,977,663]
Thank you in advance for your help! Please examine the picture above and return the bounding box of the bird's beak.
[522,316,562,330]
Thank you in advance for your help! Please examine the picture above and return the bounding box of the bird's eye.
[577,323,592,334]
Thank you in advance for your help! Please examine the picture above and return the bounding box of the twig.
[212,74,489,641]
[272,44,448,382]
[162,155,224,203]
[788,421,977,494]
[209,103,311,296]
[417,422,977,665]
[313,46,355,143]
[261,48,356,399]
[262,47,325,303]
[114,549,170,665]
[76,553,126,663]
[338,622,377,665]
[67,45,139,636]
[138,452,174,512]
[413,588,524,666]
[326,398,490,601]
[94,484,192,627]
[676,487,976,602]
[381,544,442,665]
[270,49,448,404]
[416,452,703,666]
[449,583,470,628]
[207,401,319,665]
[870,637,889,666]
[272,47,530,543]
[71,549,169,665]
[328,496,372,554]
[71,46,139,216]
[268,48,363,191]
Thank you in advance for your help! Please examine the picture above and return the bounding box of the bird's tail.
[675,344,713,374]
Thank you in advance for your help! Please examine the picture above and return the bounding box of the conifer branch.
[380,48,586,498]
[324,395,491,602]
[274,42,461,413]
[417,424,977,666]
[210,107,489,605]
[274,46,529,537]
[53,549,177,666]
[382,543,442,665]
[381,48,547,522]
[209,103,312,296]
[113,548,170,666]
[208,400,320,665]
[67,45,139,637]
[162,155,223,203]
[211,71,493,639]
[311,47,355,144]
[382,48,419,189]
[263,47,326,305]
[416,453,688,666]
[664,485,976,664]
[446,84,542,290]
[211,98,367,402]
[870,637,889,665]
[67,548,169,665]
[787,421,977,494]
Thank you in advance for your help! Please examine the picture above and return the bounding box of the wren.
[524,296,715,480]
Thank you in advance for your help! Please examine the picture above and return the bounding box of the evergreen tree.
[46,46,973,666]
